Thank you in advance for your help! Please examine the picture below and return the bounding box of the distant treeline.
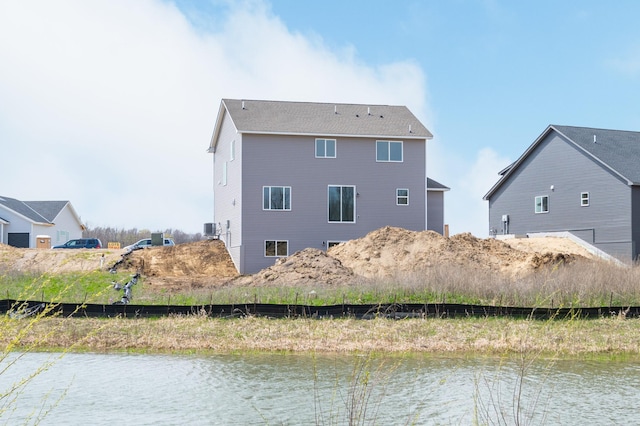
[83,226,203,247]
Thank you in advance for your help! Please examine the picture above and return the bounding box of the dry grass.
[378,259,640,307]
[3,315,640,357]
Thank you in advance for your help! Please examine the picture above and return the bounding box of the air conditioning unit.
[204,222,216,236]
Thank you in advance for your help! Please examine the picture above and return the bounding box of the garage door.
[8,233,29,248]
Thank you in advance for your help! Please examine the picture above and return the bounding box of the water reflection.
[1,352,639,425]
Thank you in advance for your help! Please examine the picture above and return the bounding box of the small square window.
[396,188,409,205]
[581,192,590,207]
[535,195,549,213]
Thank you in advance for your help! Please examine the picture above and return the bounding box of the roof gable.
[0,196,72,224]
[552,125,640,184]
[210,99,432,152]
[0,196,50,223]
[484,125,640,200]
[24,201,69,222]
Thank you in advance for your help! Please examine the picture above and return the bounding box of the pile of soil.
[117,239,238,290]
[0,227,599,290]
[228,248,359,287]
[329,227,589,279]
[0,244,122,274]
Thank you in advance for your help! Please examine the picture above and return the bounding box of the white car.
[123,238,175,252]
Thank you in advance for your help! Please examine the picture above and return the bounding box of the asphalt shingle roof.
[484,125,640,200]
[552,125,640,184]
[0,196,67,224]
[427,178,450,190]
[222,99,432,139]
[24,201,69,222]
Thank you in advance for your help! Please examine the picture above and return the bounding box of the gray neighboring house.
[208,98,449,274]
[484,125,640,261]
[0,196,85,248]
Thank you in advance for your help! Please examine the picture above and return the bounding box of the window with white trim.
[265,240,288,257]
[581,192,589,207]
[535,195,549,213]
[263,186,291,210]
[230,139,235,161]
[328,185,355,222]
[396,188,409,205]
[376,140,403,162]
[315,138,336,158]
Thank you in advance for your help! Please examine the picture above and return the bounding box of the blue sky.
[2,0,640,236]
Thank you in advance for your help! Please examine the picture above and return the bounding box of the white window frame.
[376,140,403,162]
[315,138,336,158]
[263,186,291,211]
[581,192,590,207]
[264,240,288,257]
[396,188,409,205]
[328,185,356,223]
[535,195,549,213]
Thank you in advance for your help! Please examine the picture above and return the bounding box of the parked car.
[123,238,175,252]
[52,238,102,249]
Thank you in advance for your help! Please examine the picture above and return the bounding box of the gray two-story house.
[208,99,448,274]
[484,125,640,261]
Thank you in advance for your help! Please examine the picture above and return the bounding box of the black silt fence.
[1,299,639,320]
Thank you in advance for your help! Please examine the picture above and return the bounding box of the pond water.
[1,352,639,425]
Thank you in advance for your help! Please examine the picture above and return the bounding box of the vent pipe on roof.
[409,124,412,133]
[367,107,371,115]
[242,101,246,110]
[334,105,337,114]
[593,135,597,143]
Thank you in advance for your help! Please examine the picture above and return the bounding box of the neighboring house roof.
[552,125,640,184]
[484,125,640,200]
[427,178,450,191]
[210,99,432,152]
[23,201,70,222]
[0,196,80,227]
[0,195,51,224]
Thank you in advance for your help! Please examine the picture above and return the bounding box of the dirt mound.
[0,244,123,274]
[228,248,360,287]
[122,239,237,278]
[117,239,239,290]
[1,228,600,290]
[328,226,589,279]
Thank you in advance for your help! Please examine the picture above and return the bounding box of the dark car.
[52,238,102,249]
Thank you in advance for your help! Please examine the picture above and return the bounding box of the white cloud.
[0,0,430,233]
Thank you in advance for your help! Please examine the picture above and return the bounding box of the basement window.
[265,240,288,257]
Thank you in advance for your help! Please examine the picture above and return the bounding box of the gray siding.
[426,191,445,234]
[488,131,634,259]
[632,186,640,260]
[240,134,427,273]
